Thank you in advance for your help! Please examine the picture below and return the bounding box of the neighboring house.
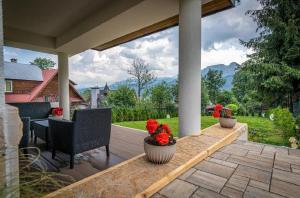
[90,83,111,108]
[4,59,85,108]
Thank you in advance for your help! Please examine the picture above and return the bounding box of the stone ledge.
[45,123,248,198]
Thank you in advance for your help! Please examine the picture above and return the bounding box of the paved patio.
[154,140,300,198]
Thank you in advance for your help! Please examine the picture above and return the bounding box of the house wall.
[9,79,40,94]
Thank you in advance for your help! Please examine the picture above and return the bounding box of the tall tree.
[150,82,173,111]
[107,86,136,107]
[30,57,55,70]
[201,79,210,113]
[203,69,226,104]
[240,0,300,111]
[128,59,155,100]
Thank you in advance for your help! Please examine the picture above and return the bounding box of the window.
[5,80,13,93]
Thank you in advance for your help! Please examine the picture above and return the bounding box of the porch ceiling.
[3,0,234,55]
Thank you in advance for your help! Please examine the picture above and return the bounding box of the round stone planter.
[219,117,237,128]
[144,141,176,164]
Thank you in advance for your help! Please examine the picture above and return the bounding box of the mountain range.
[78,62,239,93]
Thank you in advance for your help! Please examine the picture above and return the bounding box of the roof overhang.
[3,0,235,55]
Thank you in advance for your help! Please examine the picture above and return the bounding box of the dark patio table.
[33,120,51,150]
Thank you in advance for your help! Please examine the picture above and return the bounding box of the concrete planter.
[144,141,176,164]
[219,117,237,128]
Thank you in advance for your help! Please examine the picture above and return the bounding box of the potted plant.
[212,104,237,128]
[144,119,176,164]
[52,107,63,119]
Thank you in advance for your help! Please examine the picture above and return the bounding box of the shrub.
[225,104,239,116]
[296,115,300,127]
[272,108,295,138]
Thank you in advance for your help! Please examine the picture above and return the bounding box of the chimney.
[90,86,100,109]
[10,58,17,63]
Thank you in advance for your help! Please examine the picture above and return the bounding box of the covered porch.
[0,0,239,197]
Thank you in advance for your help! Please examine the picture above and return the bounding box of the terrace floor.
[154,140,300,198]
[32,125,147,181]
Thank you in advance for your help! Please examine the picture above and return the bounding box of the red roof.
[5,69,84,103]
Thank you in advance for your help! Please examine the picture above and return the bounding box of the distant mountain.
[78,62,239,94]
[202,62,239,90]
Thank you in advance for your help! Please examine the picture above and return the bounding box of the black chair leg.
[52,149,56,159]
[34,136,37,144]
[70,155,74,169]
[30,130,34,140]
[106,145,110,157]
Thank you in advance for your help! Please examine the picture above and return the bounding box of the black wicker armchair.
[49,108,112,169]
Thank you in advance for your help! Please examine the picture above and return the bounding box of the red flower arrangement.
[145,119,176,146]
[52,107,63,117]
[212,104,233,119]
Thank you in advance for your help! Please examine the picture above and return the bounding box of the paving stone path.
[153,140,300,198]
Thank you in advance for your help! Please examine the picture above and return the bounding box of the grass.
[114,116,289,147]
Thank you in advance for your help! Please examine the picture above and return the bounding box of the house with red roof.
[4,59,84,106]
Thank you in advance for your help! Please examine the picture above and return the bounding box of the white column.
[58,52,70,120]
[178,0,202,137]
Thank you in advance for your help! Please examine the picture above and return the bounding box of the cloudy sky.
[4,0,259,89]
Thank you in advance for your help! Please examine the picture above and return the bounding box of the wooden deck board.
[31,125,147,182]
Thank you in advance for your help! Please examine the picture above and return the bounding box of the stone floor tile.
[242,142,264,153]
[274,160,291,172]
[270,179,300,198]
[178,168,197,180]
[220,186,243,198]
[233,140,246,145]
[208,157,238,168]
[276,154,300,165]
[248,150,262,156]
[227,154,273,172]
[152,193,167,198]
[235,165,271,184]
[291,164,300,174]
[220,144,249,156]
[244,186,284,198]
[210,151,230,161]
[190,187,226,198]
[248,179,269,191]
[159,179,197,198]
[225,174,249,192]
[186,170,227,193]
[272,168,300,186]
[246,153,274,164]
[195,160,235,178]
[289,149,300,158]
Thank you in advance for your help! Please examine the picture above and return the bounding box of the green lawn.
[114,116,289,146]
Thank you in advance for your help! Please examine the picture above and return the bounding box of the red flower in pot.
[52,107,63,118]
[144,119,176,164]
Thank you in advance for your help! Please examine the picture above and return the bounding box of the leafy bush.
[272,108,295,138]
[225,104,238,116]
[296,115,300,127]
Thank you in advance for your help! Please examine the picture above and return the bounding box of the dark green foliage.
[107,85,137,107]
[216,90,237,106]
[111,102,177,123]
[296,115,300,127]
[272,107,296,138]
[30,57,55,70]
[237,0,300,112]
[201,79,210,113]
[204,69,226,104]
[150,81,173,112]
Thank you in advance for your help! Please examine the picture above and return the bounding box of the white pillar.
[58,52,70,120]
[178,0,201,137]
